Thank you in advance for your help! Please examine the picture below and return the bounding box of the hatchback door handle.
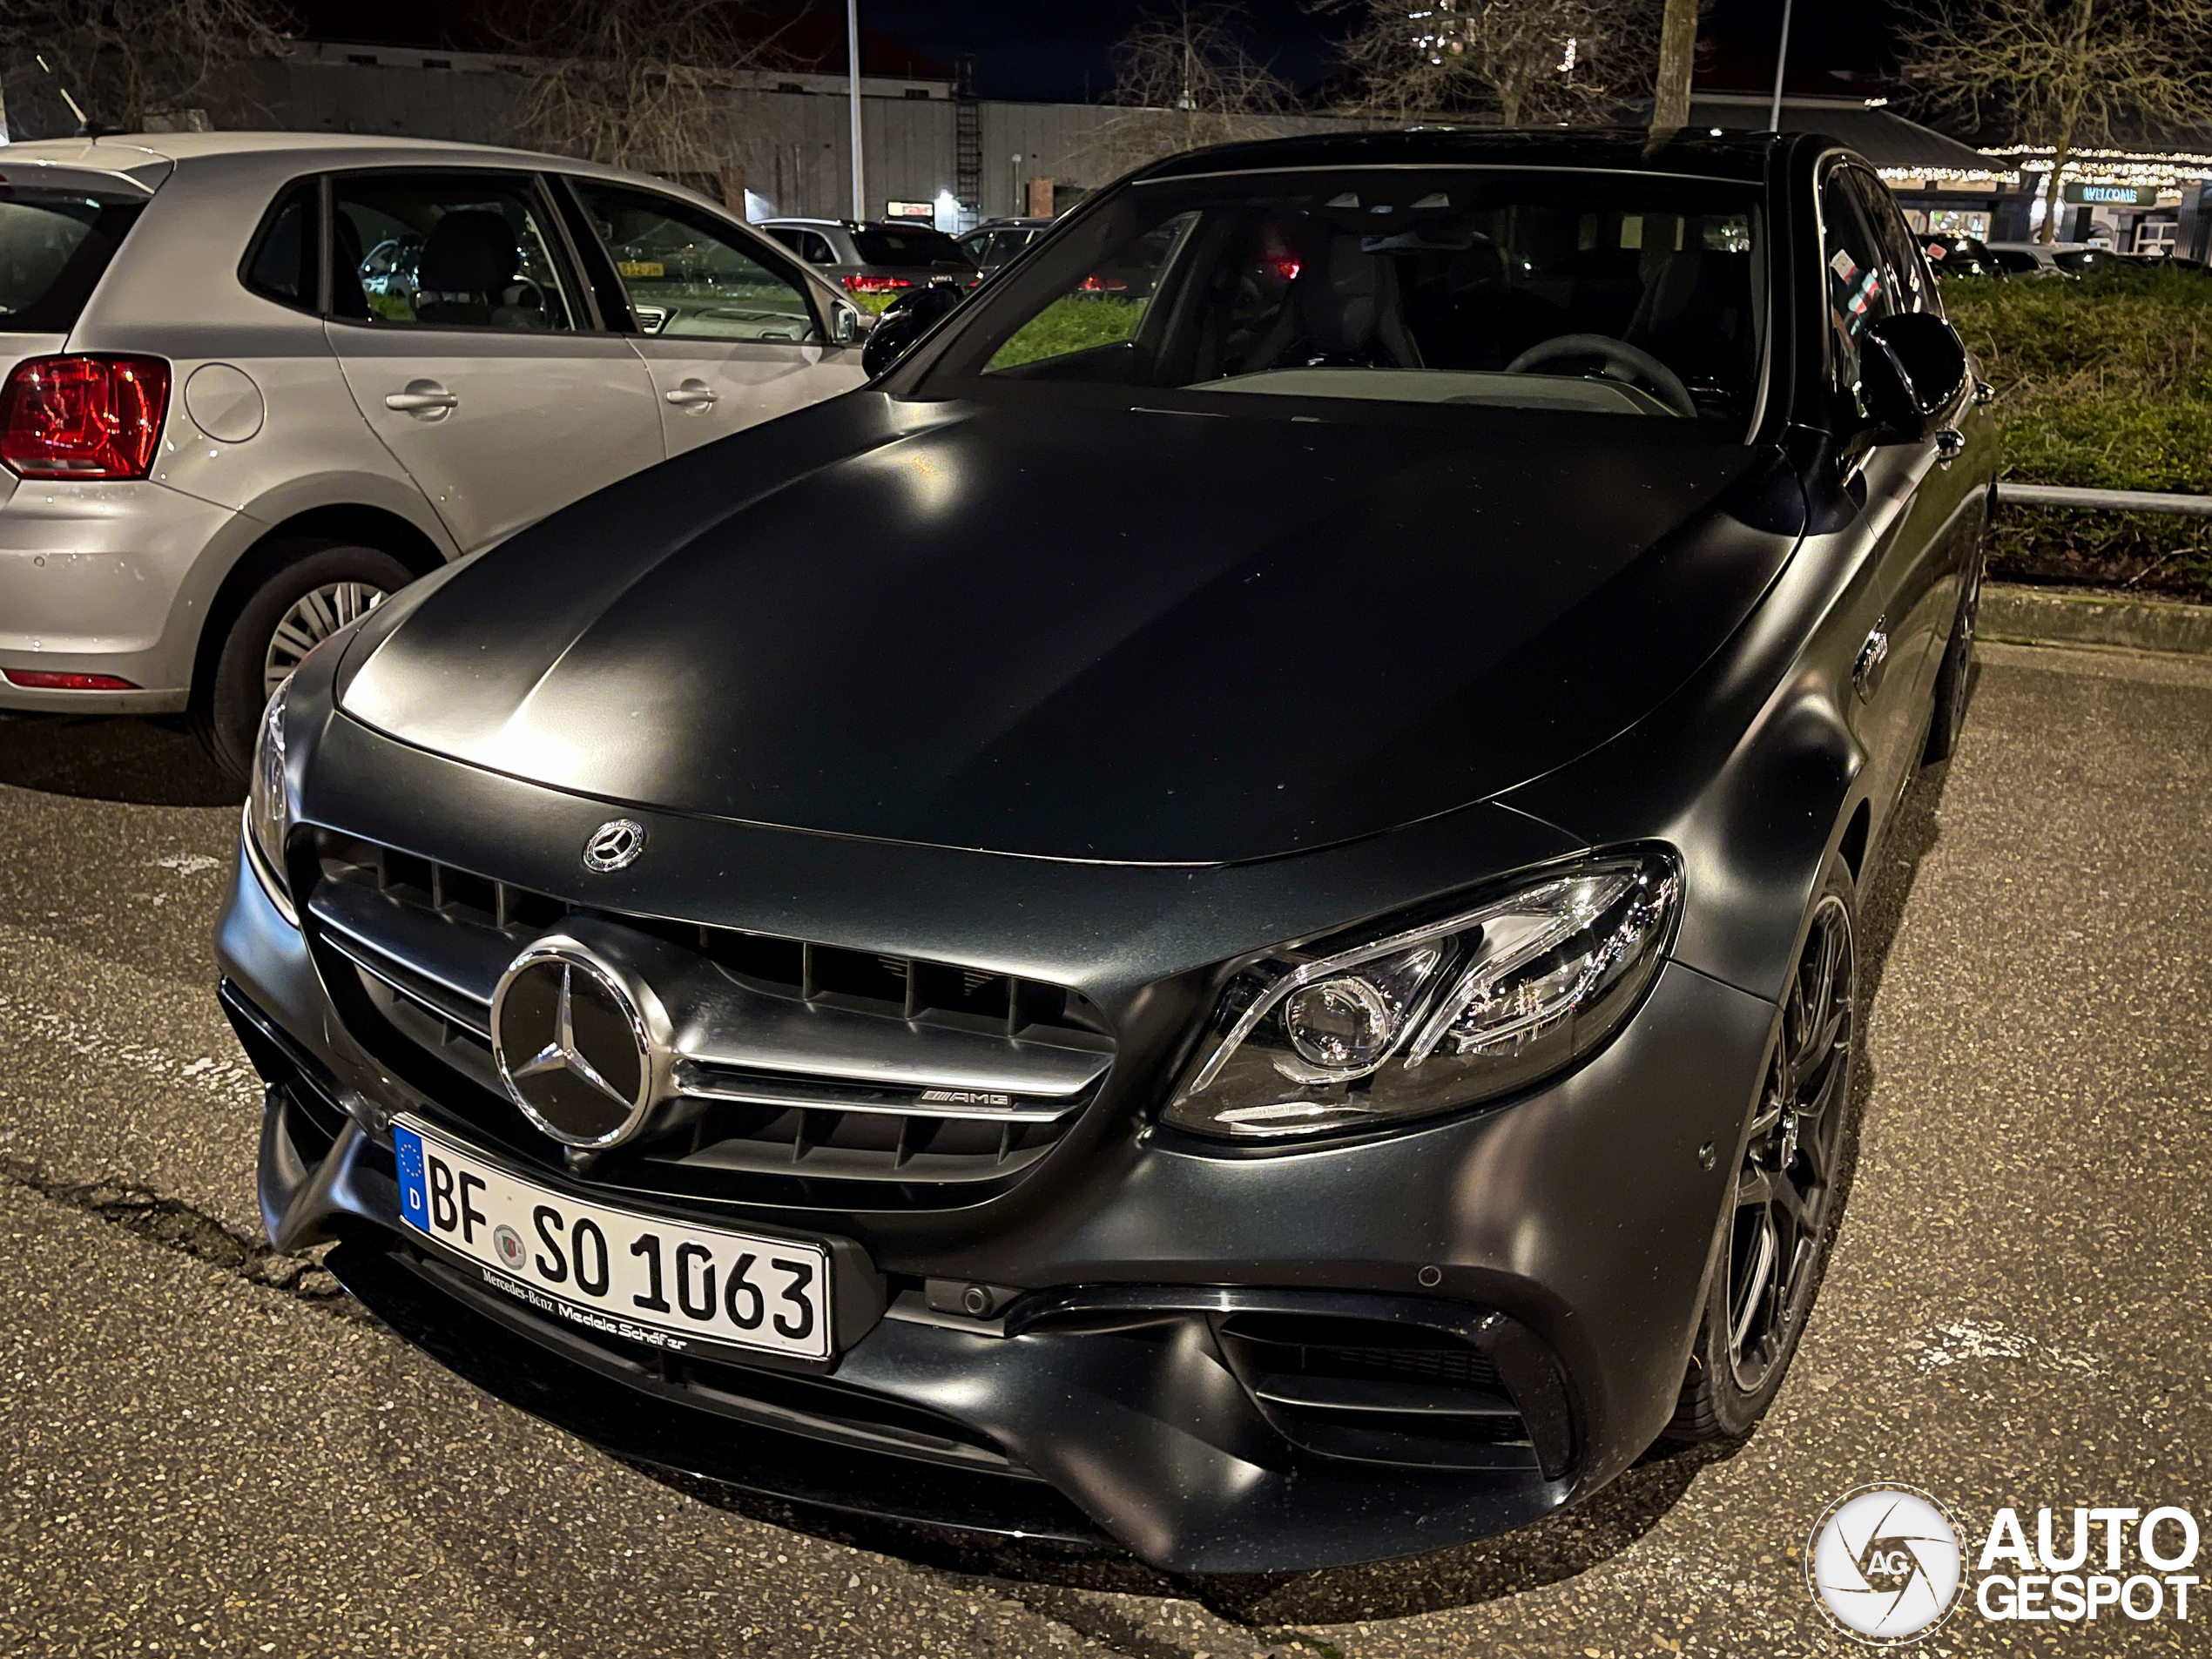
[1934,426,1966,465]
[384,381,458,418]
[664,379,719,408]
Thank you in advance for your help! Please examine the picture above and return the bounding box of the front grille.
[301,830,1116,1210]
[1215,1312,1541,1471]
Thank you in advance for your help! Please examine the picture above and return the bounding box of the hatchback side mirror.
[861,280,966,378]
[1860,312,1969,443]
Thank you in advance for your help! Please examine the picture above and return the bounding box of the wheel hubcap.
[1726,894,1855,1392]
[264,581,387,698]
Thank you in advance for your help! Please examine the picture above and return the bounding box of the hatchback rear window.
[0,189,145,332]
[850,226,971,266]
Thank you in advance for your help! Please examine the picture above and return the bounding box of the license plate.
[392,1116,833,1362]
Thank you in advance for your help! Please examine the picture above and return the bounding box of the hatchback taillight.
[0,355,171,480]
[841,273,912,293]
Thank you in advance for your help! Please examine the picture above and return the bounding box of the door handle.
[1934,426,1966,466]
[1854,624,1890,703]
[664,379,719,408]
[384,381,458,418]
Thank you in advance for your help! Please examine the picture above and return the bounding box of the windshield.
[0,189,145,333]
[909,167,1765,422]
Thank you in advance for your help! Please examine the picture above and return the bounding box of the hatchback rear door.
[322,169,662,554]
[564,179,866,459]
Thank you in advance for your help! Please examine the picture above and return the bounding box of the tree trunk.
[2040,145,2070,245]
[1651,0,1698,136]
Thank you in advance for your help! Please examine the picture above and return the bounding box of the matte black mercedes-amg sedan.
[217,129,1993,1572]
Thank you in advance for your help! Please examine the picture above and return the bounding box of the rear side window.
[850,226,970,267]
[330,172,579,332]
[243,182,320,311]
[0,189,145,333]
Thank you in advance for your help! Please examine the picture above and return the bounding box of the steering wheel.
[1504,334,1697,418]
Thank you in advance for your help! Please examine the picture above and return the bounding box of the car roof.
[0,130,716,191]
[1130,126,1787,185]
[761,218,846,229]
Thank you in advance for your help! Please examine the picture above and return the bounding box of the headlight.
[243,675,297,925]
[1162,852,1680,1141]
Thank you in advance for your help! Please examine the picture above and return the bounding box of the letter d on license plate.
[393,1116,833,1361]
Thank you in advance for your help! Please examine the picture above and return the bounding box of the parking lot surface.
[2,638,2207,1657]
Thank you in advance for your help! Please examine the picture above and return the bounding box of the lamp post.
[847,0,866,220]
[1767,0,1795,132]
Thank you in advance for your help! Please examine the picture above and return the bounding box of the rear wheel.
[1669,857,1861,1442]
[192,539,410,787]
[1922,530,1986,763]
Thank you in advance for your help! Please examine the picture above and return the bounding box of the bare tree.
[0,0,292,135]
[1326,0,1660,127]
[500,0,792,178]
[1904,0,2212,241]
[1080,3,1291,178]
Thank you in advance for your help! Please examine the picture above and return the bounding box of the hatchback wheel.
[1670,858,1861,1441]
[194,539,412,788]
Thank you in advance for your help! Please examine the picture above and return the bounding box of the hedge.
[1942,266,2212,601]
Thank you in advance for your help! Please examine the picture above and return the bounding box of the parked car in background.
[759,217,979,297]
[224,127,1993,1573]
[0,132,867,782]
[1921,233,2006,280]
[1985,239,2128,279]
[957,217,1053,276]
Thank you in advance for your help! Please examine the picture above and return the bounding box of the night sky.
[857,0,1908,104]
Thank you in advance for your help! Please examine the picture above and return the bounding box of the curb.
[1980,583,2212,657]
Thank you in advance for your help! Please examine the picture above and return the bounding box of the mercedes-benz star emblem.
[489,940,669,1148]
[582,818,646,873]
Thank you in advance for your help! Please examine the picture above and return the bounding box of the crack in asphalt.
[0,1157,354,1310]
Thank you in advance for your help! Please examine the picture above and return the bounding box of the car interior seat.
[414,210,542,328]
[1243,233,1425,372]
[1622,250,1753,394]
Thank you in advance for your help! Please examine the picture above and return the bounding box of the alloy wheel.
[1724,894,1855,1393]
[263,581,387,698]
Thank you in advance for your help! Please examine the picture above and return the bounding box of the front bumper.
[219,819,1777,1573]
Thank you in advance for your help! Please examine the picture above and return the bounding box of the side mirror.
[1859,312,1969,443]
[861,280,966,378]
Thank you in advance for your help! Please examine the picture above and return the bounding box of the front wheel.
[1669,855,1863,1442]
[192,539,411,787]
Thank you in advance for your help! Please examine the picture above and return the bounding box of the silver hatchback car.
[0,132,870,779]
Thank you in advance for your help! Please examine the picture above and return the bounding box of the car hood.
[340,393,1797,864]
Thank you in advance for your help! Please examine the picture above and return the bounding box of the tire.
[1921,529,1986,764]
[192,539,412,787]
[1668,853,1864,1443]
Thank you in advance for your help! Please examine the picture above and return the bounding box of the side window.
[799,231,838,266]
[985,212,1195,374]
[243,181,318,312]
[765,226,807,257]
[1819,171,1902,405]
[330,172,577,330]
[1847,169,1938,316]
[571,182,821,342]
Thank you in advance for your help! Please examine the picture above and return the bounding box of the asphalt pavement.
[1,638,2207,1658]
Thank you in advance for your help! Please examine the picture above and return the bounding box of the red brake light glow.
[841,273,912,293]
[2,668,142,691]
[0,354,171,480]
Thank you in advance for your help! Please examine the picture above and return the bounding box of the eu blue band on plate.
[394,1123,428,1230]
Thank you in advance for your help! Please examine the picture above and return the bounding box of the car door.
[568,183,867,458]
[1847,167,1989,723]
[323,169,663,554]
[1817,165,1950,818]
